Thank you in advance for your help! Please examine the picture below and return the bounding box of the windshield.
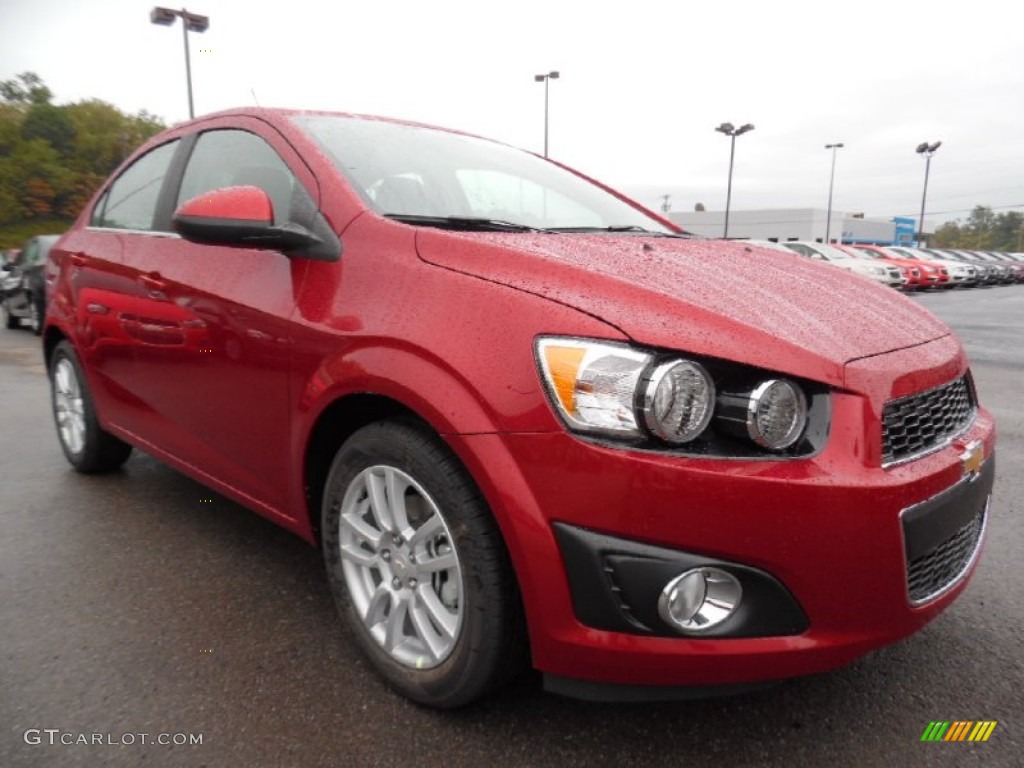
[294,115,676,234]
[886,247,921,260]
[812,243,859,261]
[851,247,885,260]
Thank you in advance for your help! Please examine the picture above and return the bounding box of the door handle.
[69,253,87,267]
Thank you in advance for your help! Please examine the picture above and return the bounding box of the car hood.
[414,231,951,386]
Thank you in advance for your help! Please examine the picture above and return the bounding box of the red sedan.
[845,244,950,288]
[44,109,996,706]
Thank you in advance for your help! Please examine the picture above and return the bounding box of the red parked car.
[44,109,996,707]
[831,244,920,290]
[845,244,950,288]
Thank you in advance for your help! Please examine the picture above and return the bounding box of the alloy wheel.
[338,465,463,669]
[53,358,86,455]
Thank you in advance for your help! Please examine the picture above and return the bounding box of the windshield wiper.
[385,214,544,233]
[544,225,695,238]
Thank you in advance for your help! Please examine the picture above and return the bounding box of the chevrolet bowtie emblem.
[960,440,984,479]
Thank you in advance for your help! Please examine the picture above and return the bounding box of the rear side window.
[177,130,298,225]
[96,140,180,231]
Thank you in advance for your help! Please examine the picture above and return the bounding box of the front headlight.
[535,337,650,438]
[535,336,825,457]
[640,360,715,444]
[717,379,808,449]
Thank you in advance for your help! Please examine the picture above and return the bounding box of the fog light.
[658,567,742,634]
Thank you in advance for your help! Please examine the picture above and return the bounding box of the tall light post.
[714,122,754,238]
[151,7,210,119]
[915,140,942,247]
[534,71,559,158]
[824,142,844,244]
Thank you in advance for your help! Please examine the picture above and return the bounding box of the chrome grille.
[907,503,986,604]
[882,376,975,465]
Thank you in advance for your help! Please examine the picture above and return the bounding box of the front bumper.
[454,402,995,692]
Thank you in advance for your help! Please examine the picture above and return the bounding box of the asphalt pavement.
[1,286,1021,768]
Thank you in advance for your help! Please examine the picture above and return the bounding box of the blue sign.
[893,217,916,245]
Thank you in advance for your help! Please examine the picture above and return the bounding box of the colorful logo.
[921,721,997,742]
[960,439,984,478]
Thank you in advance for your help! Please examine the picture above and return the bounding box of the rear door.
[117,121,317,518]
[51,138,183,430]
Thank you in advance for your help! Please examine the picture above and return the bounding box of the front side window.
[97,140,179,231]
[177,130,298,225]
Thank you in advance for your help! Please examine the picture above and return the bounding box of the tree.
[932,221,961,248]
[0,72,53,105]
[931,206,1024,251]
[0,74,166,231]
[22,103,76,156]
[992,211,1023,252]
[64,100,165,177]
[0,139,75,219]
[0,102,24,156]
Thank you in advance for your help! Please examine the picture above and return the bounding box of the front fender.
[297,341,507,437]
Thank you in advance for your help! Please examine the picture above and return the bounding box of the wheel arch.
[43,325,69,369]
[302,393,434,546]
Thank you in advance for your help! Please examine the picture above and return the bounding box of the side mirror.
[172,185,324,252]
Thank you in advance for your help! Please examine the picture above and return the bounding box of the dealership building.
[667,208,918,245]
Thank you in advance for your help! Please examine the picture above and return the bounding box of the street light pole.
[534,71,559,157]
[181,10,195,118]
[915,140,942,247]
[714,122,754,239]
[824,142,844,244]
[151,7,210,119]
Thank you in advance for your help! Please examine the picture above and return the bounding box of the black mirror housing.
[172,185,338,260]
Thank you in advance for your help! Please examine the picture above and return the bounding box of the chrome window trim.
[85,226,181,239]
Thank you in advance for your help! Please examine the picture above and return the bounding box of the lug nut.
[381,549,391,561]
[408,578,418,589]
[392,577,401,589]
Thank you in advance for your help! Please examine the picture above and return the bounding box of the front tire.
[50,340,133,473]
[321,421,525,708]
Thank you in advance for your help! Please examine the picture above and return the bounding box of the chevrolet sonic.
[44,108,996,707]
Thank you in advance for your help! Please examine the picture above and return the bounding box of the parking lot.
[1,286,1021,768]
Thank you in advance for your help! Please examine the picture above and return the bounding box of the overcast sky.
[3,0,1022,227]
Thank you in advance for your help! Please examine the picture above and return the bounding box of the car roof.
[172,107,484,142]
